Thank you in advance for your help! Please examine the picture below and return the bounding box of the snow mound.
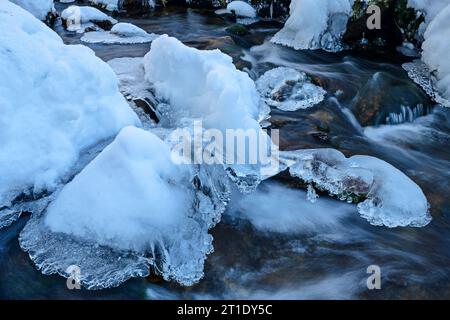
[226,1,257,18]
[280,149,431,228]
[20,126,230,288]
[271,0,353,52]
[10,0,55,21]
[61,5,117,32]
[421,3,450,102]
[256,67,326,111]
[81,22,158,44]
[143,35,276,193]
[0,1,139,227]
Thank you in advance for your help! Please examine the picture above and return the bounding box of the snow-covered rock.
[256,67,326,111]
[143,35,276,193]
[227,1,257,18]
[271,0,354,52]
[10,0,55,21]
[20,126,230,288]
[81,22,158,44]
[421,3,450,101]
[61,5,117,32]
[0,1,139,227]
[280,149,431,228]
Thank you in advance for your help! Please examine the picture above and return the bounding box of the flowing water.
[1,4,449,299]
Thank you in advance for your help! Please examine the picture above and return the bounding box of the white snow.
[143,35,276,192]
[256,67,326,111]
[61,5,117,32]
[280,149,431,228]
[44,126,191,252]
[81,22,158,44]
[10,0,55,21]
[21,126,230,288]
[421,3,450,101]
[0,1,139,223]
[226,1,257,18]
[271,0,354,52]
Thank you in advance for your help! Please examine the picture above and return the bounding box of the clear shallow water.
[1,4,449,299]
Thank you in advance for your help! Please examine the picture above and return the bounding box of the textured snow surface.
[0,1,139,227]
[10,0,54,21]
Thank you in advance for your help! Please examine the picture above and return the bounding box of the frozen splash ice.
[256,67,326,111]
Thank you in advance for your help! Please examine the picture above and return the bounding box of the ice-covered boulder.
[61,5,118,31]
[280,149,431,228]
[256,67,326,111]
[20,126,230,289]
[143,35,276,193]
[81,22,158,44]
[271,0,354,52]
[0,1,139,227]
[227,1,257,18]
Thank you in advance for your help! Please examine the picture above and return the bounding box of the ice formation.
[280,149,431,228]
[421,3,450,101]
[271,0,354,52]
[226,1,256,18]
[256,67,326,111]
[0,1,139,227]
[20,126,230,289]
[61,5,118,32]
[9,0,55,21]
[143,35,276,193]
[81,22,158,44]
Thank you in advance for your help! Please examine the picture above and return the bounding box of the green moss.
[226,23,250,36]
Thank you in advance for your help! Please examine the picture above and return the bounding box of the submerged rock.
[351,71,432,126]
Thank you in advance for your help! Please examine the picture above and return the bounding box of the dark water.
[1,4,449,299]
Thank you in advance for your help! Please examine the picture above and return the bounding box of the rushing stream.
[1,4,449,299]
